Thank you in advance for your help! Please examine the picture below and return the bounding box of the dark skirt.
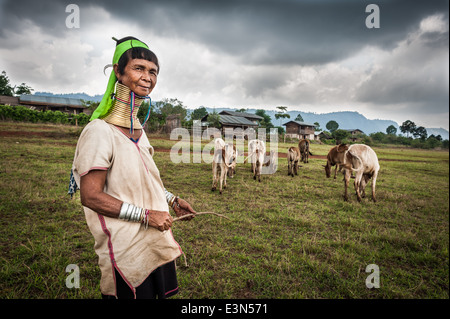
[102,261,179,299]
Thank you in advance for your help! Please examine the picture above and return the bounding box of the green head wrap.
[90,37,149,121]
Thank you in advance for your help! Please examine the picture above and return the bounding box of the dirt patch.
[0,131,48,138]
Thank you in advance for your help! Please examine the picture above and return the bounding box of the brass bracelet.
[168,195,176,208]
[171,196,179,209]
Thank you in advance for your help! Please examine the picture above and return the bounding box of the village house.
[0,94,87,115]
[315,131,332,142]
[218,110,263,125]
[283,120,316,140]
[164,114,181,133]
[342,128,365,141]
[201,111,261,136]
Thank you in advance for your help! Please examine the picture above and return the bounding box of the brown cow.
[323,144,349,179]
[287,146,301,177]
[298,139,311,163]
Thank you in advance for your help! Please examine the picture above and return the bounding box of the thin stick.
[173,211,230,222]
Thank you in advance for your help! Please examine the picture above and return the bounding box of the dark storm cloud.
[1,0,448,65]
[0,0,448,129]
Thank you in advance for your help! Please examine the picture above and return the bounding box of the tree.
[326,120,339,133]
[295,113,304,122]
[0,71,15,96]
[81,99,100,113]
[0,71,33,96]
[400,120,416,138]
[137,101,166,132]
[386,125,397,135]
[236,108,247,113]
[426,135,441,149]
[332,129,350,144]
[371,132,386,143]
[155,98,188,124]
[413,126,427,140]
[14,83,34,95]
[255,109,274,128]
[274,106,290,126]
[206,111,221,128]
[314,122,321,131]
[190,106,208,120]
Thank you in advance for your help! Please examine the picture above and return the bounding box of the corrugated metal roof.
[219,110,263,120]
[219,114,258,126]
[19,95,83,107]
[283,120,317,127]
[342,128,364,133]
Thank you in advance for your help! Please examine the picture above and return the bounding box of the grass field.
[0,121,448,299]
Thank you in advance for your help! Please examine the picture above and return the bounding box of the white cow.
[212,138,236,194]
[343,144,380,202]
[245,139,266,182]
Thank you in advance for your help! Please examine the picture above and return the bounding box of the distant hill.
[199,107,389,134]
[34,91,103,102]
[425,128,449,140]
[31,92,449,139]
[195,107,449,139]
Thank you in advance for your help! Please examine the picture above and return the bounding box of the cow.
[212,138,236,194]
[227,145,238,178]
[324,144,348,179]
[298,139,311,163]
[287,146,301,177]
[264,149,278,174]
[245,139,266,182]
[343,144,380,202]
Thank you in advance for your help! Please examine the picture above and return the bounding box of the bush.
[0,104,88,127]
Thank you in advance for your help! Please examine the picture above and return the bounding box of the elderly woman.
[71,36,196,299]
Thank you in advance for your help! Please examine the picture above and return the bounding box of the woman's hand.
[173,198,196,221]
[146,210,173,231]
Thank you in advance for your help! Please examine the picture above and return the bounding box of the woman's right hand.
[146,210,173,231]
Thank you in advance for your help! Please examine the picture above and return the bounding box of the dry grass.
[0,122,448,299]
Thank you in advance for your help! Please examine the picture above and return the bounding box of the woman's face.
[114,58,158,96]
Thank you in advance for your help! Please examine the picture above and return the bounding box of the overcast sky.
[0,0,448,129]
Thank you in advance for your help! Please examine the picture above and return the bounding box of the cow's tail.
[243,151,253,164]
[349,151,364,172]
[303,139,312,154]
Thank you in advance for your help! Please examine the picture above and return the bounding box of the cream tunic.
[72,119,182,297]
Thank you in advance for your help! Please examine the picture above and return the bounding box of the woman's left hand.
[173,198,196,221]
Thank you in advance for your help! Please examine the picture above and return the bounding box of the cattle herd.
[211,137,380,202]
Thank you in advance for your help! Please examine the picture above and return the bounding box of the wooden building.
[218,110,263,125]
[1,94,87,115]
[342,129,365,141]
[164,114,181,133]
[0,95,20,106]
[283,120,316,140]
[317,131,332,141]
[201,111,260,136]
[18,95,86,114]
